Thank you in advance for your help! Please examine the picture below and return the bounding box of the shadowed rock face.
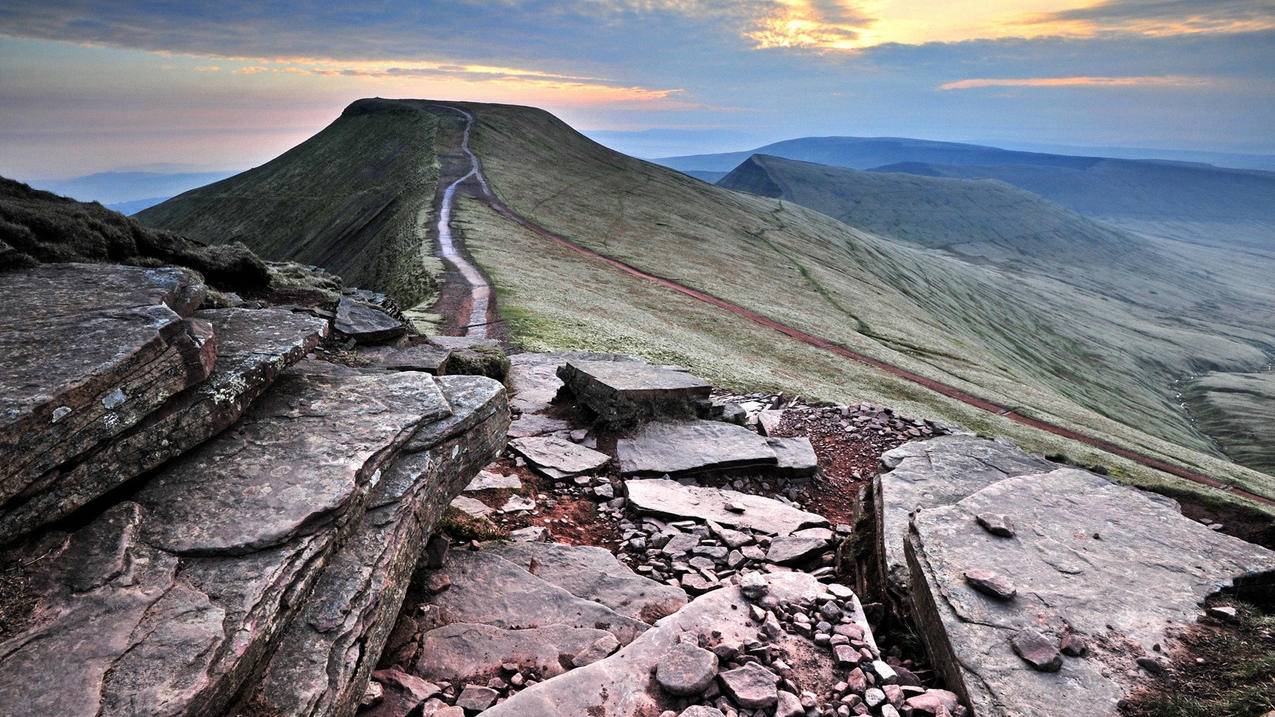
[558,360,712,427]
[905,468,1275,716]
[0,263,210,509]
[0,307,329,542]
[242,374,510,717]
[0,362,483,717]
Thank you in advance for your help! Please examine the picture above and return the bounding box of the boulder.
[0,307,328,542]
[616,420,778,477]
[0,263,210,509]
[243,374,508,717]
[0,362,456,717]
[718,661,780,709]
[765,527,833,565]
[905,467,1275,717]
[875,436,1055,593]
[334,297,405,344]
[655,641,718,696]
[509,435,610,479]
[624,479,826,536]
[557,360,711,427]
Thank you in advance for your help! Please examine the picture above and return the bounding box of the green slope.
[139,99,443,306]
[1182,371,1275,475]
[141,99,1275,504]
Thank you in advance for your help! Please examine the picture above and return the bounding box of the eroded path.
[433,105,494,338]
[433,104,1272,508]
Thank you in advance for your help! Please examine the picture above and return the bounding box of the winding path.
[433,105,494,338]
[433,105,1272,508]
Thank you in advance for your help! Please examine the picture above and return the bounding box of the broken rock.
[656,641,719,696]
[509,435,610,478]
[616,420,778,477]
[625,478,825,535]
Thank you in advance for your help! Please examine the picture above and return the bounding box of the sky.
[1,0,1273,179]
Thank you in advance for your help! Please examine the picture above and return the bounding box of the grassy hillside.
[718,154,1144,268]
[139,98,443,306]
[1182,371,1275,475]
[454,102,1274,499]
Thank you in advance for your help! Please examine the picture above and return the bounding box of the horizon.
[1,1,1273,179]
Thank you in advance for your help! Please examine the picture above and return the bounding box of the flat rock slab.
[466,470,522,492]
[0,307,328,542]
[507,352,629,416]
[0,362,458,717]
[616,420,779,477]
[558,360,711,427]
[243,374,508,717]
[625,479,826,536]
[876,436,1055,593]
[135,361,451,554]
[334,297,405,344]
[358,342,452,374]
[906,468,1275,717]
[416,623,616,683]
[481,572,825,717]
[0,263,210,506]
[423,548,652,645]
[510,435,611,478]
[484,541,688,622]
[766,436,818,477]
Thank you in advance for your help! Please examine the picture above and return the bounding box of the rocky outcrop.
[0,263,211,512]
[0,361,506,717]
[242,374,509,717]
[0,307,328,541]
[905,468,1275,716]
[874,435,1055,594]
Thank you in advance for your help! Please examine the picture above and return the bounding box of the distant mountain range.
[24,170,236,215]
[659,137,1275,248]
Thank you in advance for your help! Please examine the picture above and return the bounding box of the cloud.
[192,65,220,73]
[938,74,1216,90]
[1021,0,1275,36]
[745,0,873,51]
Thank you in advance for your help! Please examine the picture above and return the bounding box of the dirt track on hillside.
[435,105,1273,508]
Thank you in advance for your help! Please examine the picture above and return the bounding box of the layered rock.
[242,374,509,717]
[0,362,485,716]
[0,307,328,541]
[624,478,826,536]
[905,468,1275,716]
[0,263,211,511]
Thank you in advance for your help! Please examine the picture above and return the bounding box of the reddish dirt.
[471,457,621,550]
[450,145,1271,507]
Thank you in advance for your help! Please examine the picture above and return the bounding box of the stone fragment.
[1207,605,1239,623]
[451,495,493,518]
[358,341,452,373]
[500,495,535,513]
[740,571,769,599]
[656,641,719,695]
[756,409,786,436]
[416,623,616,682]
[766,527,833,565]
[766,436,819,477]
[455,684,499,712]
[371,668,441,704]
[573,634,621,667]
[557,360,712,427]
[624,479,826,535]
[0,263,209,508]
[1059,633,1088,657]
[679,707,725,717]
[509,435,610,478]
[718,662,780,709]
[905,689,960,715]
[334,296,405,343]
[976,512,1015,537]
[616,420,778,476]
[963,568,1016,600]
[775,690,804,717]
[466,470,522,491]
[508,526,550,542]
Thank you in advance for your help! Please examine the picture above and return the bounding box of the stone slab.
[334,297,405,344]
[0,307,328,541]
[876,436,1055,594]
[415,623,616,683]
[558,360,711,426]
[242,375,508,717]
[624,479,826,536]
[906,468,1275,717]
[766,436,818,477]
[616,420,779,476]
[510,435,611,478]
[0,263,210,507]
[358,342,453,374]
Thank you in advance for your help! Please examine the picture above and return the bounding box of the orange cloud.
[939,75,1215,90]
